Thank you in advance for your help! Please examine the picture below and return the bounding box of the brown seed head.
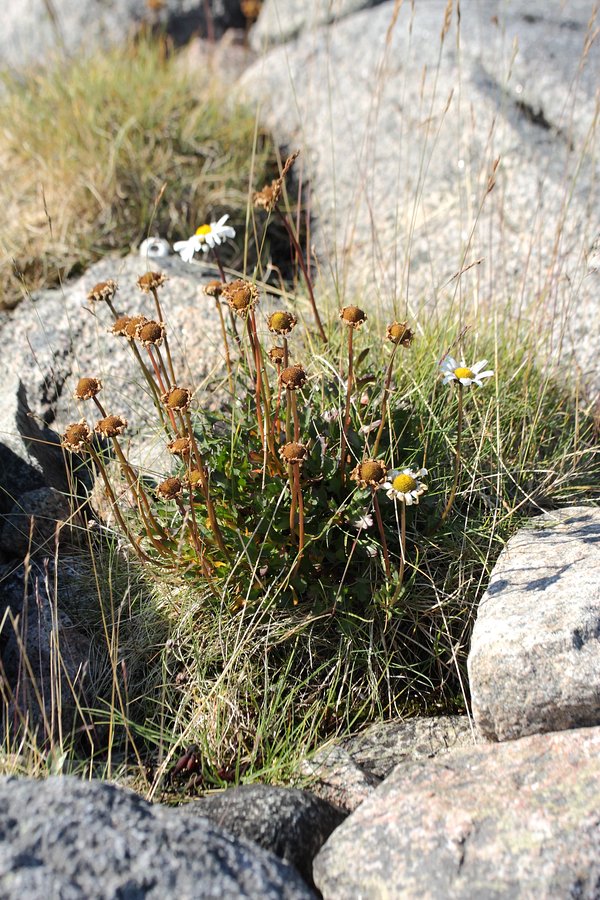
[157,477,183,500]
[62,421,92,452]
[111,315,133,337]
[87,280,118,304]
[221,279,259,316]
[350,458,387,488]
[386,321,415,347]
[74,377,102,401]
[137,271,167,293]
[280,365,307,391]
[137,319,165,345]
[340,306,367,328]
[167,436,192,457]
[162,386,192,411]
[268,346,286,365]
[94,415,128,438]
[123,315,148,339]
[279,441,308,464]
[185,469,204,489]
[253,180,281,212]
[204,280,224,298]
[267,311,297,335]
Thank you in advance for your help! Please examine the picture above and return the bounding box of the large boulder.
[1,0,246,71]
[0,776,317,899]
[313,725,600,899]
[468,506,600,742]
[250,0,386,49]
[240,0,600,398]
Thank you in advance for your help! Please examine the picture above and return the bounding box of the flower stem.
[275,205,327,343]
[215,298,234,395]
[372,344,398,457]
[441,383,463,523]
[339,326,354,483]
[150,287,176,386]
[372,489,391,578]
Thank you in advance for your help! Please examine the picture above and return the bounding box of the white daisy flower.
[353,513,374,530]
[382,468,428,505]
[439,356,494,387]
[173,215,236,263]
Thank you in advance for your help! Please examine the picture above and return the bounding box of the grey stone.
[250,0,386,50]
[468,506,600,742]
[1,0,246,72]
[193,784,345,885]
[299,744,380,813]
[0,556,92,742]
[0,253,229,484]
[0,487,74,558]
[313,725,600,899]
[0,776,317,899]
[240,0,600,399]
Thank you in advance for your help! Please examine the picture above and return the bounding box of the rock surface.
[194,784,345,885]
[0,253,228,492]
[468,506,600,742]
[0,776,316,899]
[313,725,600,899]
[240,0,600,398]
[250,0,385,49]
[0,556,92,742]
[0,487,73,558]
[2,0,246,71]
[302,715,474,811]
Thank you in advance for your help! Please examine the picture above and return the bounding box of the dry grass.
[0,38,275,308]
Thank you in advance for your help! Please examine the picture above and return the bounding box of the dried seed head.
[94,415,127,438]
[280,365,307,391]
[137,271,167,293]
[137,319,165,346]
[185,468,204,489]
[74,377,102,401]
[268,346,286,364]
[221,279,259,316]
[350,458,387,488]
[62,421,92,452]
[162,386,192,411]
[340,306,367,328]
[204,280,224,298]
[87,280,118,304]
[279,441,308,464]
[253,180,281,212]
[386,321,415,347]
[267,311,297,335]
[157,477,183,500]
[167,436,192,457]
[122,315,148,339]
[111,315,133,337]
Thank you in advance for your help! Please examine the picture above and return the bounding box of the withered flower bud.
[157,477,183,500]
[350,458,387,488]
[221,279,259,317]
[279,441,308,465]
[340,306,367,328]
[87,280,118,303]
[268,346,286,365]
[204,280,224,298]
[162,386,192,411]
[94,415,128,438]
[280,365,307,391]
[137,271,167,293]
[62,421,92,453]
[267,311,297,335]
[386,321,415,347]
[137,319,166,346]
[167,436,192,457]
[74,377,102,401]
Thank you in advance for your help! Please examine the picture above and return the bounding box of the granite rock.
[468,506,600,742]
[0,487,74,559]
[194,784,345,885]
[250,0,386,50]
[0,776,317,899]
[313,726,600,899]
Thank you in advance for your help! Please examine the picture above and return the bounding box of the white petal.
[215,214,229,227]
[471,359,489,373]
[442,375,456,385]
[404,494,414,505]
[459,377,473,386]
[477,369,494,379]
[222,226,236,239]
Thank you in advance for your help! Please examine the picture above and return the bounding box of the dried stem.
[372,344,398,457]
[441,383,463,523]
[372,490,391,578]
[339,326,354,483]
[275,206,327,343]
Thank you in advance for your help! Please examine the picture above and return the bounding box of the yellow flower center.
[392,474,417,493]
[195,224,212,237]
[454,367,474,379]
